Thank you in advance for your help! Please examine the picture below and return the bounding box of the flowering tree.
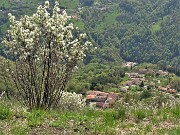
[3,1,92,110]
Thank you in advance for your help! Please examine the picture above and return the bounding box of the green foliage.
[151,22,161,32]
[0,0,180,74]
[170,77,180,92]
[68,64,124,93]
[80,0,94,6]
[167,127,180,135]
[27,109,47,127]
[60,0,79,9]
[0,103,12,120]
[103,110,116,126]
[11,126,27,135]
[104,87,118,93]
[71,19,85,30]
[113,108,126,121]
[0,94,180,134]
[171,105,180,119]
[140,90,152,100]
[134,109,146,121]
[0,0,11,8]
[81,0,180,73]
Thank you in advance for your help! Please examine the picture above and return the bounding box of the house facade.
[86,91,119,109]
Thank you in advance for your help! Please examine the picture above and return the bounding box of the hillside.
[80,0,180,73]
[0,1,180,134]
[0,0,179,71]
[0,93,180,134]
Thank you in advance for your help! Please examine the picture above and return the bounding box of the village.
[85,62,178,109]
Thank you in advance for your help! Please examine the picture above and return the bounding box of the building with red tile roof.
[86,91,119,109]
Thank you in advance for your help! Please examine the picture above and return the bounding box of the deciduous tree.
[3,1,92,110]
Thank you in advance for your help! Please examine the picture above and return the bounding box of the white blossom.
[2,1,93,109]
[44,1,50,8]
[58,91,85,111]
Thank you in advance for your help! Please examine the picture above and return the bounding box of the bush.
[134,110,146,121]
[58,91,85,111]
[27,109,47,127]
[168,127,180,135]
[103,111,115,127]
[113,108,126,121]
[11,126,27,135]
[140,90,152,100]
[0,103,12,120]
[171,105,180,119]
[3,1,92,110]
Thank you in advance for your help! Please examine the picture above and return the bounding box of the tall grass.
[168,127,180,135]
[113,108,126,121]
[11,126,27,135]
[0,103,12,120]
[134,109,146,121]
[171,105,180,119]
[27,109,48,127]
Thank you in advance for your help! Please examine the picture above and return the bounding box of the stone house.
[157,70,169,76]
[158,86,177,94]
[86,91,119,109]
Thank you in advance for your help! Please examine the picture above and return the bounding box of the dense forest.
[0,0,179,74]
[80,0,180,73]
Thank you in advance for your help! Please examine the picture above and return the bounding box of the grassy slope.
[0,93,179,135]
[60,0,79,9]
[95,10,119,33]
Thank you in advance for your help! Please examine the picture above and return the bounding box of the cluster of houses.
[85,65,177,109]
[158,85,177,94]
[86,91,118,109]
[120,71,146,92]
[120,68,177,94]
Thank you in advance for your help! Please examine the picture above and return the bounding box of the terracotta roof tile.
[87,91,103,95]
[86,95,96,100]
[167,89,177,94]
[86,91,119,108]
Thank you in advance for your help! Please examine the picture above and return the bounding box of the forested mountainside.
[81,0,180,71]
[0,0,179,72]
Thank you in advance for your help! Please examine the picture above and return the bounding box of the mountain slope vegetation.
[81,0,180,70]
[0,0,179,73]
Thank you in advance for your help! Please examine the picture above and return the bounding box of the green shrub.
[0,130,4,135]
[11,126,27,135]
[27,109,47,127]
[134,110,146,121]
[144,125,151,133]
[103,110,115,127]
[140,90,152,100]
[104,127,116,135]
[171,106,180,118]
[51,111,79,128]
[168,127,180,135]
[84,108,96,117]
[50,119,68,128]
[113,108,126,121]
[0,103,12,120]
